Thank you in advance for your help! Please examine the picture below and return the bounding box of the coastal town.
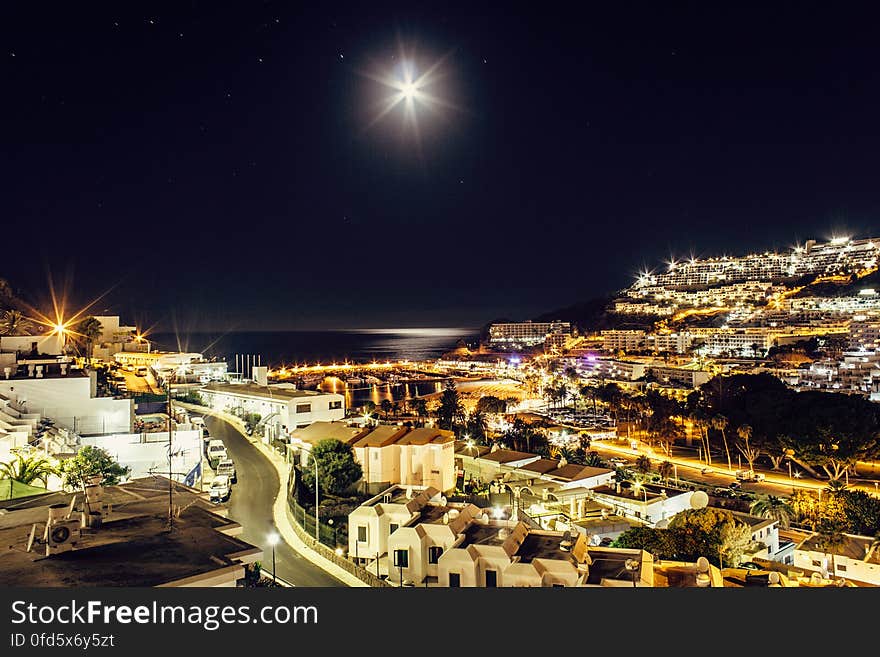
[1,233,879,588]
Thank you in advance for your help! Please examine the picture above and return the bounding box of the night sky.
[3,3,880,331]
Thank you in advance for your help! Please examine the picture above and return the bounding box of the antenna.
[26,524,38,553]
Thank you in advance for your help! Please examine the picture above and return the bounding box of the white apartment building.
[350,425,456,493]
[797,350,880,396]
[627,237,879,293]
[588,482,694,526]
[348,485,443,564]
[601,330,646,352]
[0,354,133,436]
[200,381,344,440]
[648,364,712,389]
[488,321,571,347]
[613,301,674,316]
[793,532,880,586]
[730,511,794,565]
[849,319,880,351]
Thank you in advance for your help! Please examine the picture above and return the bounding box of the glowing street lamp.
[266,532,279,583]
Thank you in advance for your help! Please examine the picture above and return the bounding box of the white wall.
[81,429,202,482]
[0,334,64,356]
[0,376,133,435]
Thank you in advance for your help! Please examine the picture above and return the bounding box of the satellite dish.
[696,556,710,573]
[439,496,447,506]
[655,519,669,529]
[768,572,781,586]
[690,491,709,509]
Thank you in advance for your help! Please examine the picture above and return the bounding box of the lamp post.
[313,456,319,542]
[328,518,337,549]
[267,532,279,583]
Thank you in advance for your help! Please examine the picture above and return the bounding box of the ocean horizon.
[144,327,479,367]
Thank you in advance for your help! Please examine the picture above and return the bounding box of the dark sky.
[2,2,879,331]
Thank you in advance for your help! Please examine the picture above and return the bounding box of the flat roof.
[516,532,578,564]
[0,477,260,587]
[549,464,613,481]
[478,449,537,464]
[798,533,880,563]
[201,382,336,402]
[289,421,368,446]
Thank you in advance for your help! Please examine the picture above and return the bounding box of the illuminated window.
[329,401,342,410]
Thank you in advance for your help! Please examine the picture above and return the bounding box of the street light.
[328,518,337,548]
[266,532,279,583]
[307,451,319,542]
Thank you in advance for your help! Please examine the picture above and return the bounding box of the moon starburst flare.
[359,43,459,144]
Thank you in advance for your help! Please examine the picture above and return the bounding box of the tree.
[750,495,795,529]
[362,400,376,416]
[72,316,104,362]
[657,460,674,484]
[502,418,546,454]
[380,399,393,420]
[634,455,652,475]
[436,380,465,431]
[411,398,428,426]
[0,309,35,336]
[785,391,880,483]
[839,489,880,536]
[736,424,761,472]
[719,521,757,567]
[711,414,733,473]
[475,395,507,415]
[59,446,130,490]
[0,455,56,487]
[465,409,489,445]
[816,516,848,578]
[612,526,676,558]
[583,451,605,468]
[301,439,362,497]
[667,507,737,565]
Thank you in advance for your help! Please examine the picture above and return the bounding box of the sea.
[145,328,479,408]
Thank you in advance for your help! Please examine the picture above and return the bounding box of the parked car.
[215,458,237,484]
[205,439,228,463]
[209,475,231,503]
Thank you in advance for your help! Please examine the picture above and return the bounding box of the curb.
[176,402,367,588]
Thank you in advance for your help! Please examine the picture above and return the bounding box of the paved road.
[204,415,344,587]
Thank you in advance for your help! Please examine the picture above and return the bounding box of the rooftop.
[201,381,336,402]
[476,449,538,465]
[289,421,369,446]
[0,477,260,587]
[797,533,880,564]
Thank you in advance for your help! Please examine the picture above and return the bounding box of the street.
[204,415,345,587]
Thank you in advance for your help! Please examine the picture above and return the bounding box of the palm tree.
[0,309,34,336]
[657,460,674,484]
[750,495,795,529]
[380,399,393,419]
[711,414,733,473]
[72,316,104,363]
[816,519,848,579]
[0,455,57,487]
[635,455,652,475]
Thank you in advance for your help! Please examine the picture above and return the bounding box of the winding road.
[204,415,344,587]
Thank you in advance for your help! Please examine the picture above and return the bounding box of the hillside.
[532,296,660,332]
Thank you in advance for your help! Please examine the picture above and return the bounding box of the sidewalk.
[176,402,367,587]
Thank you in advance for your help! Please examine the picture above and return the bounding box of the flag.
[184,461,201,488]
